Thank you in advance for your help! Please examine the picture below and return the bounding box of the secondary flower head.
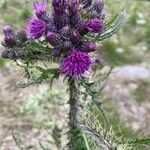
[60,51,93,78]
[27,18,47,39]
[34,0,47,19]
[87,19,104,33]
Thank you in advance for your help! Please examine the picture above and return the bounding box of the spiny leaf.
[125,138,150,146]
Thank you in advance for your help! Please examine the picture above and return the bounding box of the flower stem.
[68,78,84,149]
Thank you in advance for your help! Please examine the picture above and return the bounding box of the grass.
[0,58,6,68]
[19,86,67,129]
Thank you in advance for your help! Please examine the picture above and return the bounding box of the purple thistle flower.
[60,51,92,78]
[52,0,67,15]
[46,31,62,46]
[3,26,15,37]
[82,42,96,52]
[34,0,47,19]
[27,18,47,39]
[86,19,104,33]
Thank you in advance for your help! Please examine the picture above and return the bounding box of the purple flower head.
[93,0,104,14]
[86,19,104,33]
[82,42,96,52]
[68,0,79,15]
[3,26,15,37]
[46,31,62,46]
[52,0,67,15]
[34,0,47,19]
[2,26,16,47]
[27,18,47,39]
[60,51,93,78]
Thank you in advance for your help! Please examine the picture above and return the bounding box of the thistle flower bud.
[1,50,16,59]
[86,19,104,33]
[34,0,47,20]
[52,47,62,57]
[3,26,15,37]
[52,0,67,15]
[81,42,96,52]
[53,13,69,30]
[71,31,82,45]
[3,36,16,47]
[69,15,80,27]
[46,32,62,46]
[93,0,104,14]
[46,18,57,32]
[16,51,28,59]
[77,21,89,36]
[68,0,79,15]
[16,30,28,43]
[82,0,92,9]
[2,26,17,47]
[59,26,69,38]
[100,10,106,20]
[27,18,47,39]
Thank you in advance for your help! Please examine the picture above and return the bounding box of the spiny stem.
[68,78,86,150]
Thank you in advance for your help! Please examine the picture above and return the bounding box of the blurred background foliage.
[0,0,150,149]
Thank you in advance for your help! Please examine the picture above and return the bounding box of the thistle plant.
[2,0,147,149]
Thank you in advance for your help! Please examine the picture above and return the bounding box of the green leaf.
[126,138,150,146]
